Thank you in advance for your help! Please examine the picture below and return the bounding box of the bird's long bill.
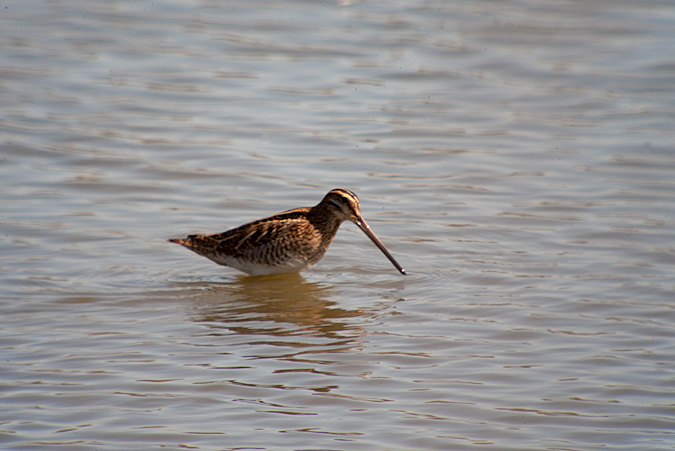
[354,217,406,275]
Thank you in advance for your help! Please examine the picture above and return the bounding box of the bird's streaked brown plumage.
[169,188,406,276]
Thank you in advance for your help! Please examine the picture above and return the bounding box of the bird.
[169,188,406,276]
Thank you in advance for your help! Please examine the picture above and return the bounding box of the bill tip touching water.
[169,188,406,276]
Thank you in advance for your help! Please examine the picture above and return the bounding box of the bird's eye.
[340,196,349,204]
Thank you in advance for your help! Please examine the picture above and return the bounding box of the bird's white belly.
[213,254,313,276]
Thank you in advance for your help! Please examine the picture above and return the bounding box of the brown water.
[2,1,674,450]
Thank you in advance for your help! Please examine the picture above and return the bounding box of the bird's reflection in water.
[185,274,367,354]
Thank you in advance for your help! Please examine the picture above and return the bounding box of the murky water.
[2,1,674,450]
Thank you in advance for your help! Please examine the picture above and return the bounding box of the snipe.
[169,188,406,276]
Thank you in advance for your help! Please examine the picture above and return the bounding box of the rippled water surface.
[2,1,674,450]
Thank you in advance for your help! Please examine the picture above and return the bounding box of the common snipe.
[169,188,406,276]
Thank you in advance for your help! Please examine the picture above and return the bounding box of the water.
[2,1,674,450]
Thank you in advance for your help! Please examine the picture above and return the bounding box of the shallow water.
[2,1,674,450]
